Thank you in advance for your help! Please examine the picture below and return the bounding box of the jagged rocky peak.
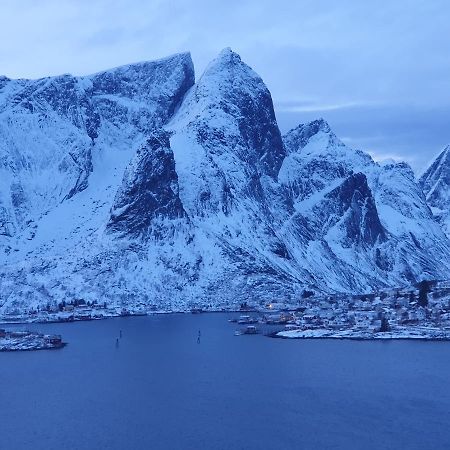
[283,118,373,166]
[280,118,377,198]
[280,119,355,202]
[2,52,195,130]
[89,52,194,95]
[107,130,187,240]
[419,144,450,237]
[420,144,450,201]
[283,118,334,152]
[88,52,195,128]
[172,47,285,179]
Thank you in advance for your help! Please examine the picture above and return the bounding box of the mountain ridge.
[0,48,449,315]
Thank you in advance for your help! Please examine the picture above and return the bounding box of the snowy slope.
[280,119,450,290]
[420,144,450,237]
[0,49,449,316]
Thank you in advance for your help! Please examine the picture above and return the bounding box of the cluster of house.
[275,281,450,333]
[0,299,149,323]
[1,304,106,323]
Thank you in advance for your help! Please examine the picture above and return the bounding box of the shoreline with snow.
[272,327,450,341]
[0,330,66,352]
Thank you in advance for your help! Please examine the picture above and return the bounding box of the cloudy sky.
[1,0,449,172]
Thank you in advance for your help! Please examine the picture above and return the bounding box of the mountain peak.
[290,118,331,137]
[195,48,266,93]
[217,47,240,61]
[308,117,331,131]
[420,144,450,237]
[283,118,336,154]
[421,144,450,193]
[170,47,285,178]
[432,144,450,169]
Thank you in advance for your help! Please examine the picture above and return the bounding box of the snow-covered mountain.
[420,145,450,237]
[0,48,449,315]
[280,119,450,291]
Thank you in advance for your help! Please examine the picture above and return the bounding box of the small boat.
[244,325,260,335]
[237,315,258,324]
[45,334,63,346]
[235,325,260,336]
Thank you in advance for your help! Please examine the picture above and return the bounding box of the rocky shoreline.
[0,330,66,352]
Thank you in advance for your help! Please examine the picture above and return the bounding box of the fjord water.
[1,314,450,450]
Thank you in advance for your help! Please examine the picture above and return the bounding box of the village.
[231,280,450,339]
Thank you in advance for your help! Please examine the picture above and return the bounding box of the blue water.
[1,313,450,450]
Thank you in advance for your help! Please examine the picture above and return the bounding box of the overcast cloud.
[1,0,449,172]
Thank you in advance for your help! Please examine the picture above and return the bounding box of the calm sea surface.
[1,313,450,450]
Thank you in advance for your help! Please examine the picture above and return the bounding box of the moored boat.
[237,315,258,324]
[234,325,260,336]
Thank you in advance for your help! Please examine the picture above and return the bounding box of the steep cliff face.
[107,130,187,240]
[312,172,386,248]
[420,145,450,237]
[0,53,194,240]
[0,50,449,316]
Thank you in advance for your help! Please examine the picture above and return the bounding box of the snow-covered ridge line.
[0,52,193,83]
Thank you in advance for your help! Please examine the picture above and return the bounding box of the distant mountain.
[1,49,449,315]
[420,145,450,237]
